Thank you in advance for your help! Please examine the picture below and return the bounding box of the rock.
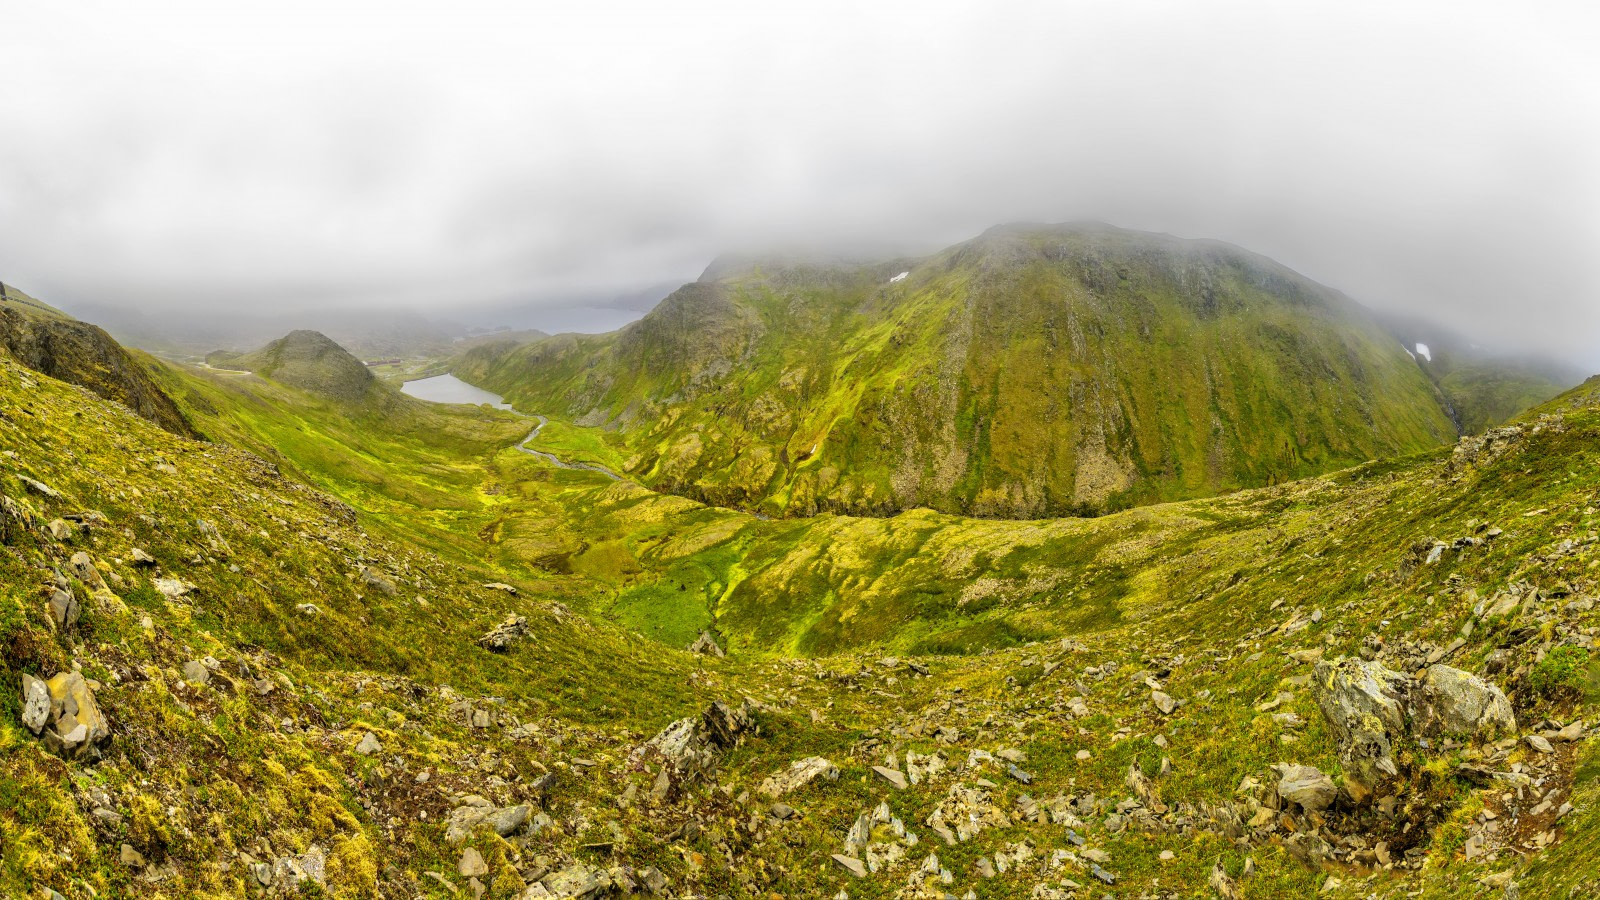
[21,476,61,499]
[354,731,382,755]
[477,615,528,650]
[154,578,195,600]
[542,862,609,897]
[1275,763,1337,812]
[459,847,489,878]
[48,588,80,630]
[444,796,530,844]
[38,671,110,757]
[20,673,50,734]
[130,548,157,566]
[47,518,73,541]
[359,567,397,596]
[688,630,725,657]
[68,552,106,589]
[1413,665,1516,741]
[1006,764,1033,784]
[295,603,321,615]
[182,660,211,686]
[483,581,518,594]
[1311,658,1408,796]
[831,854,868,878]
[120,843,144,867]
[1151,690,1177,715]
[699,699,754,749]
[1526,734,1554,753]
[873,765,908,789]
[758,756,840,797]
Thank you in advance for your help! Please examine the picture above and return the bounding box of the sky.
[0,1,1596,365]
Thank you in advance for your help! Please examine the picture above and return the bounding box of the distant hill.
[456,223,1468,518]
[0,281,197,437]
[207,330,377,404]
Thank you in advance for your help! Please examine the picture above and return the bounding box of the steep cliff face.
[0,287,197,438]
[457,223,1460,518]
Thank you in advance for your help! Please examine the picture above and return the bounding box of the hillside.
[456,223,1461,518]
[0,282,197,437]
[206,330,381,404]
[5,308,1599,899]
[1376,311,1581,434]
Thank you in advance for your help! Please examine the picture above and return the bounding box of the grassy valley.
[1,288,1596,900]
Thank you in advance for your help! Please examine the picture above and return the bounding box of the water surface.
[401,373,513,410]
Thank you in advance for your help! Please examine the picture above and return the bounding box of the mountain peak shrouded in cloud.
[0,1,1595,368]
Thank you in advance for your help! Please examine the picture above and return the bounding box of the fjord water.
[401,373,514,410]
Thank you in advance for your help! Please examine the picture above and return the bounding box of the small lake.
[401,374,514,410]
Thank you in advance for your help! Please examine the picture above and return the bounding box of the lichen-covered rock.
[38,671,111,758]
[20,672,50,734]
[688,630,725,657]
[478,615,528,650]
[444,796,529,844]
[1311,658,1408,798]
[1412,664,1516,740]
[1274,763,1338,812]
[758,756,840,798]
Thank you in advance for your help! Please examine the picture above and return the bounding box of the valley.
[1,268,1596,900]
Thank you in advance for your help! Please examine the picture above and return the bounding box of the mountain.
[206,330,379,404]
[0,282,197,437]
[1375,310,1583,434]
[455,223,1461,518]
[70,303,470,361]
[5,303,1599,898]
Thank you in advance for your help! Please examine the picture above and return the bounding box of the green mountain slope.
[5,308,1600,899]
[457,223,1459,518]
[0,282,197,437]
[1375,311,1581,434]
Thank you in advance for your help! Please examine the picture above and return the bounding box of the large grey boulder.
[1412,664,1516,740]
[1311,658,1408,798]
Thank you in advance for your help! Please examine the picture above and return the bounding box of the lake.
[400,373,514,410]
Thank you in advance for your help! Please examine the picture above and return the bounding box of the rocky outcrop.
[444,796,531,844]
[22,670,110,758]
[757,756,840,798]
[478,615,529,650]
[1412,664,1516,740]
[1312,657,1517,800]
[1311,658,1409,796]
[0,303,197,437]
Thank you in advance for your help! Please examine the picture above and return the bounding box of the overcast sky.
[1,1,1596,364]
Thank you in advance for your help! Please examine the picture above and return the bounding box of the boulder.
[1311,658,1407,796]
[36,671,111,758]
[1412,664,1516,741]
[1274,763,1338,812]
[688,630,725,657]
[478,615,528,651]
[444,796,530,844]
[48,588,80,630]
[354,731,382,755]
[758,756,840,798]
[540,862,609,897]
[20,673,50,734]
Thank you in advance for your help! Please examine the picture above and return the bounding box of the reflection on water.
[400,374,513,410]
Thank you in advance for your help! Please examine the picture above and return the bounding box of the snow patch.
[889,271,909,284]
[1414,342,1432,362]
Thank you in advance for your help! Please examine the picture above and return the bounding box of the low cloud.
[1,1,1595,365]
